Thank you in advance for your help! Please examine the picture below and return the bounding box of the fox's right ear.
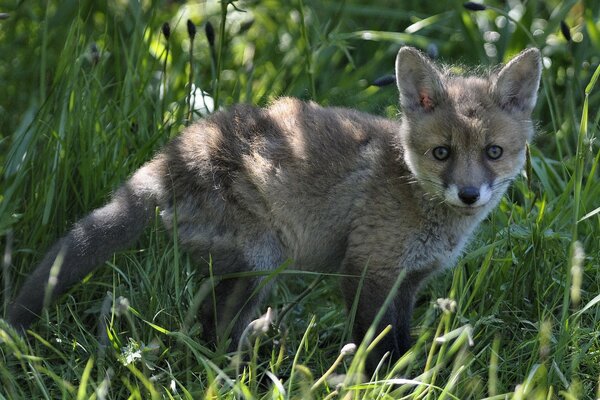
[492,48,542,114]
[395,47,444,113]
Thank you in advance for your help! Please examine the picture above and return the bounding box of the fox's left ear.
[493,48,542,114]
[395,47,445,113]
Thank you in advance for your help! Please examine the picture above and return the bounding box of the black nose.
[458,186,480,205]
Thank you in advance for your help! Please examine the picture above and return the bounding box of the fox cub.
[7,47,541,369]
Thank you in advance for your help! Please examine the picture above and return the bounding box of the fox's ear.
[395,47,444,113]
[493,48,542,114]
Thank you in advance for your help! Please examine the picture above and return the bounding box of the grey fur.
[7,47,541,370]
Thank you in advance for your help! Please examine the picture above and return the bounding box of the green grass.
[1,0,599,398]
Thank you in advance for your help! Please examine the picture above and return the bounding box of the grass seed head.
[340,343,357,357]
[570,241,584,306]
[205,21,215,47]
[560,20,572,42]
[162,22,171,40]
[187,19,196,40]
[463,2,487,11]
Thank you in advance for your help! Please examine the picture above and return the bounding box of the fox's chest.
[354,206,483,279]
[401,222,474,272]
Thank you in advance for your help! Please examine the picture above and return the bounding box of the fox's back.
[157,98,406,269]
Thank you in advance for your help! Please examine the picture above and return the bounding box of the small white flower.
[114,296,130,316]
[435,298,457,314]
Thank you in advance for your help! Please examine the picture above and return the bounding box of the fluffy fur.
[7,47,542,370]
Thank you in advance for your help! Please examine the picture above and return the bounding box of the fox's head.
[395,47,541,214]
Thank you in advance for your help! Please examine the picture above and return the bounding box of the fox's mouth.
[416,178,494,213]
[448,202,487,215]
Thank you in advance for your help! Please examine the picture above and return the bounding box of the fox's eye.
[486,145,503,160]
[432,146,450,161]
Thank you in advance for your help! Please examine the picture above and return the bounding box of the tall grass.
[1,0,599,398]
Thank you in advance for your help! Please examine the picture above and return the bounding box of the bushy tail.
[7,161,164,331]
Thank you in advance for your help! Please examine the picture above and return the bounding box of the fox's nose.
[458,186,480,205]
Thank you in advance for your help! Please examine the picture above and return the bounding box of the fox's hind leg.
[199,274,269,349]
[195,230,285,351]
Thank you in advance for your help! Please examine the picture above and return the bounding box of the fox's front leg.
[341,264,428,373]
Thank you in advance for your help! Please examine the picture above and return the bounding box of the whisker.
[491,179,514,191]
[386,174,416,184]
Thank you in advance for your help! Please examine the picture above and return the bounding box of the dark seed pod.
[239,19,255,34]
[205,21,215,47]
[130,121,138,134]
[463,2,487,11]
[89,43,100,65]
[427,43,439,60]
[162,22,171,40]
[187,19,197,40]
[372,74,396,87]
[560,20,571,42]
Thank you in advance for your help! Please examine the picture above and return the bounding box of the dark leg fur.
[342,270,427,373]
[200,276,267,350]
